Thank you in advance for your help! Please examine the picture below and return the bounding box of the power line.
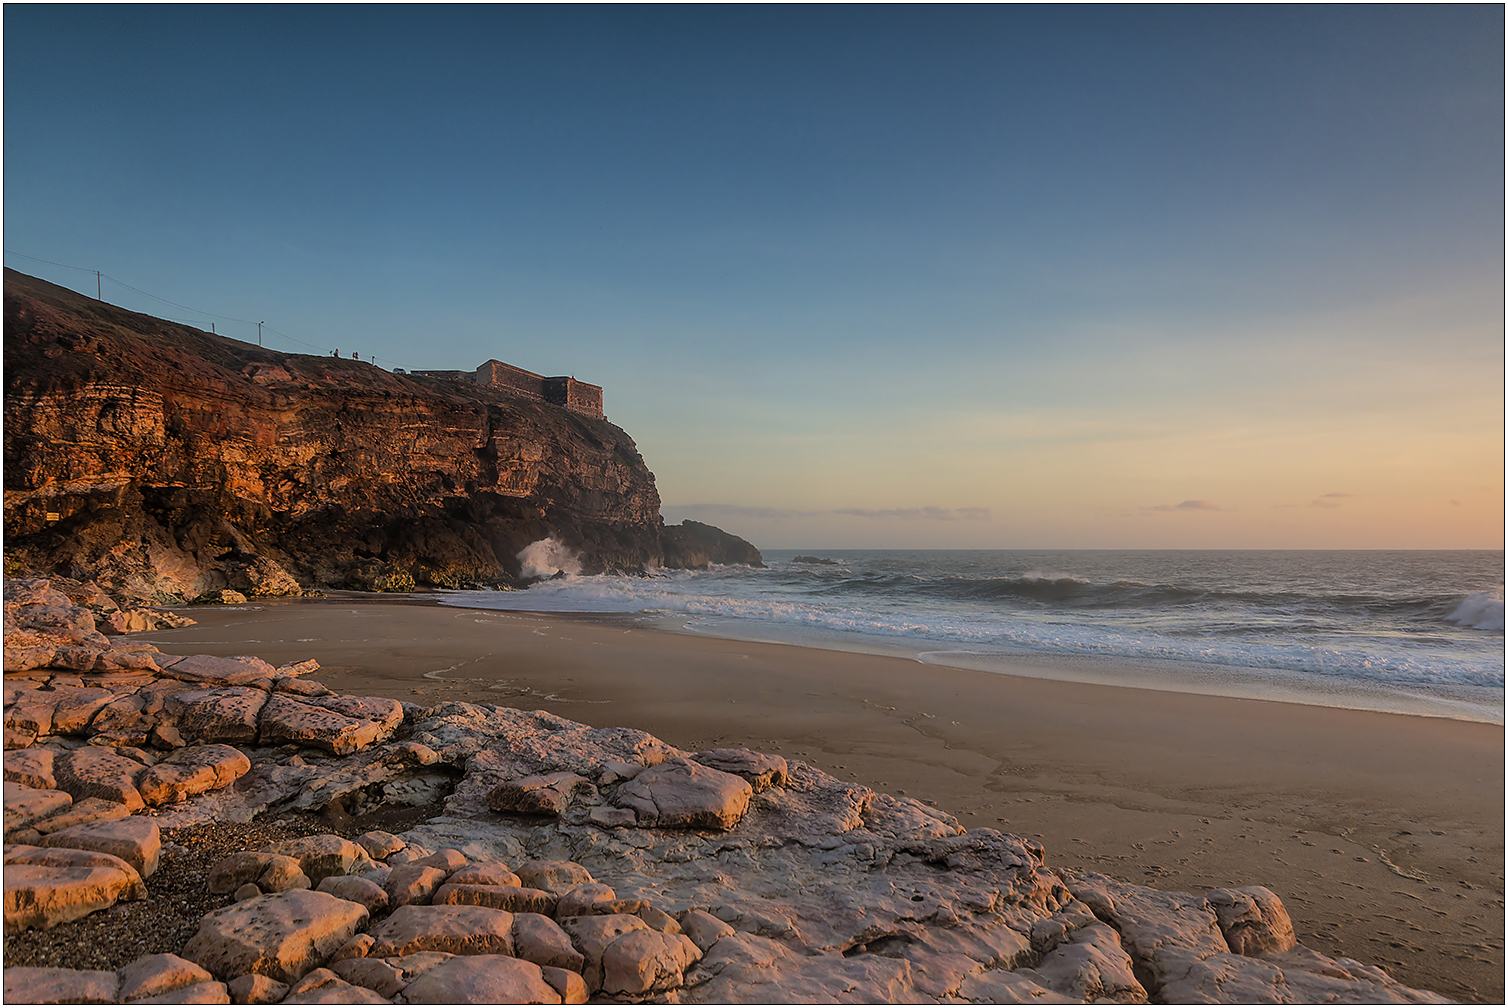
[3,248,416,372]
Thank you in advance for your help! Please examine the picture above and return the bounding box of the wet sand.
[139,596,1505,1003]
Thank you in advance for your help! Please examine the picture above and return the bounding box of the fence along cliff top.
[413,359,605,419]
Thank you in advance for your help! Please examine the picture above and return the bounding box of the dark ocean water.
[443,549,1505,723]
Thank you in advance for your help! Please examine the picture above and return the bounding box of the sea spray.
[517,537,583,579]
[1446,591,1505,631]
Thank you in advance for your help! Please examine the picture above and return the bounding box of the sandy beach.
[137,595,1505,1003]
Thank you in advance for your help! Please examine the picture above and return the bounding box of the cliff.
[3,269,671,600]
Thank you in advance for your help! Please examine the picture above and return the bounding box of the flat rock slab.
[3,863,139,930]
[43,815,161,878]
[316,875,389,913]
[693,748,790,791]
[396,955,561,1005]
[136,744,251,806]
[2,966,119,1004]
[614,757,752,830]
[161,687,267,746]
[31,796,132,834]
[514,860,594,895]
[116,953,215,1002]
[258,695,384,756]
[3,783,72,831]
[128,979,231,1003]
[4,844,147,899]
[52,747,148,810]
[446,862,520,888]
[433,883,556,915]
[180,889,370,984]
[366,904,515,958]
[280,967,390,1004]
[488,772,592,816]
[4,746,57,789]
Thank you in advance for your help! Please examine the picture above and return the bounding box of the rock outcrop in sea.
[2,579,1450,1004]
[3,269,758,602]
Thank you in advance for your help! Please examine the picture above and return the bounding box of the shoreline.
[137,595,1505,1002]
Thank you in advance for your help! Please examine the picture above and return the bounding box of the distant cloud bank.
[665,503,991,522]
[1143,500,1226,512]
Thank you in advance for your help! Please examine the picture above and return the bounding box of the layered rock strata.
[2,585,1450,1003]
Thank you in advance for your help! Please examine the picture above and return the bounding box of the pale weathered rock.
[540,966,589,1004]
[4,746,57,789]
[1158,944,1453,1004]
[514,859,594,895]
[396,955,561,1005]
[129,979,231,1003]
[559,913,650,992]
[31,796,133,833]
[136,744,251,806]
[679,909,734,952]
[329,957,407,998]
[306,696,404,735]
[180,889,370,984]
[555,882,615,917]
[226,973,289,1004]
[680,932,914,1003]
[3,863,140,930]
[587,806,635,828]
[161,687,268,745]
[637,905,681,934]
[446,861,520,888]
[511,912,585,972]
[365,904,515,958]
[258,695,385,756]
[4,782,72,831]
[208,852,309,894]
[693,748,790,791]
[390,741,439,765]
[1032,920,1147,1003]
[115,953,214,1002]
[355,830,405,860]
[411,847,467,874]
[328,934,376,964]
[279,967,389,1004]
[2,965,120,1004]
[267,835,364,885]
[52,746,148,809]
[383,864,449,908]
[956,968,1078,1003]
[433,883,556,915]
[488,772,592,816]
[614,757,752,830]
[383,952,456,980]
[317,875,389,913]
[1065,869,1228,997]
[43,815,161,877]
[1207,885,1297,957]
[601,928,702,995]
[4,844,147,899]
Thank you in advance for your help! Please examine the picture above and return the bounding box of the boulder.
[43,815,161,877]
[180,889,370,984]
[383,864,449,908]
[329,958,407,999]
[317,875,389,914]
[487,772,592,816]
[355,830,405,860]
[395,955,561,1005]
[52,746,148,809]
[601,929,702,995]
[1207,886,1297,957]
[3,844,147,899]
[136,744,251,805]
[258,695,387,756]
[2,966,119,1004]
[512,912,585,972]
[679,909,734,952]
[266,835,365,886]
[693,748,790,791]
[555,882,616,918]
[279,968,389,1004]
[129,980,231,1003]
[208,852,310,895]
[558,913,650,992]
[432,883,556,915]
[446,861,520,888]
[540,966,589,1005]
[365,904,515,958]
[514,859,594,895]
[31,796,133,833]
[3,863,140,930]
[613,757,752,830]
[115,953,214,1002]
[161,687,268,745]
[411,847,467,874]
[225,974,288,1004]
[3,783,72,831]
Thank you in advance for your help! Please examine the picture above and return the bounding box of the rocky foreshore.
[3,578,1453,1004]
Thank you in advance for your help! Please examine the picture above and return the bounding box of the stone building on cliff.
[414,359,605,418]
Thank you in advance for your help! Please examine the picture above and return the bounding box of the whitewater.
[441,549,1505,724]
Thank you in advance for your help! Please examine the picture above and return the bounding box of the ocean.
[440,549,1506,724]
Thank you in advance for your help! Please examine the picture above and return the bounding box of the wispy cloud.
[1319,492,1354,498]
[1449,499,1464,506]
[666,504,991,522]
[1143,499,1226,512]
[1310,492,1355,509]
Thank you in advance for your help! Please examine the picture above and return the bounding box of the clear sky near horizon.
[5,6,1503,550]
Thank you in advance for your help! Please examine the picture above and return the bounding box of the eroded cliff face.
[3,269,665,601]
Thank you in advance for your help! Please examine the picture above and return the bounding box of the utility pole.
[258,321,264,347]
[96,271,101,300]
[211,323,215,335]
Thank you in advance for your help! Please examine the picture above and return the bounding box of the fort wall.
[413,359,605,418]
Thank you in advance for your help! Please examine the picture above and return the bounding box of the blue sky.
[6,6,1502,548]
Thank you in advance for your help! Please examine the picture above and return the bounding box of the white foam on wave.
[1445,591,1505,631]
[1019,569,1091,584]
[517,537,583,579]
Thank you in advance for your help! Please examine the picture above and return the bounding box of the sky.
[5,6,1503,550]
